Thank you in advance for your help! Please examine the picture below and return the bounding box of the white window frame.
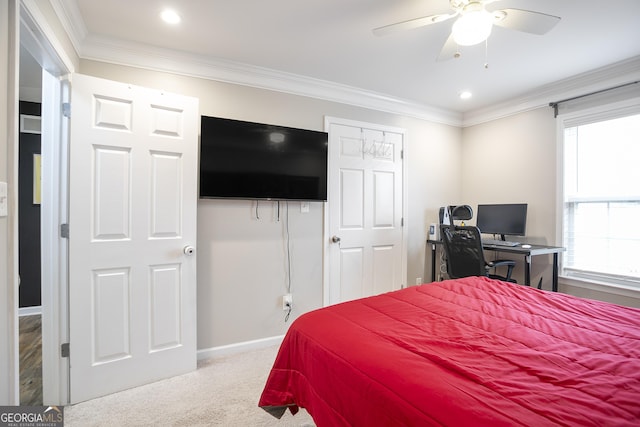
[556,97,640,291]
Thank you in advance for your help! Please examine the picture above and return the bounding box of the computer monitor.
[476,203,528,240]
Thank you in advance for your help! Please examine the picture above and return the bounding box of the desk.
[427,240,566,292]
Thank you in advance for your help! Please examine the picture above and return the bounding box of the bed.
[258,277,640,426]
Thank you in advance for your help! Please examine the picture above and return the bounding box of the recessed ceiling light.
[161,9,181,25]
[459,91,472,100]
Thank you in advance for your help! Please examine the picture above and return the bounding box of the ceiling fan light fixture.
[452,8,493,46]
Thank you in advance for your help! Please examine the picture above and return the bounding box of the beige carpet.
[65,345,315,426]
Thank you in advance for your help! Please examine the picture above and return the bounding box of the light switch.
[0,182,7,217]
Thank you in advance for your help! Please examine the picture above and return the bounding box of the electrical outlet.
[415,277,422,285]
[282,294,292,311]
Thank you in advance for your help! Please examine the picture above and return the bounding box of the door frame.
[19,0,75,405]
[2,0,20,405]
[322,116,408,307]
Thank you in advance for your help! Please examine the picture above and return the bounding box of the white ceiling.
[23,0,640,121]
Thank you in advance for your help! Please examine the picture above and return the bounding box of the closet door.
[327,121,405,304]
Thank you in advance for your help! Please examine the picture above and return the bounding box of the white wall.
[79,59,462,349]
[461,107,558,288]
[407,122,463,284]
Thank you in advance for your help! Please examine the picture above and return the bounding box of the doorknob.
[183,245,195,256]
[331,236,341,243]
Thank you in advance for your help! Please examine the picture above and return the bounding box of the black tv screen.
[476,203,528,237]
[199,116,328,201]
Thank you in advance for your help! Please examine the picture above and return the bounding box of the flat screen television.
[476,203,528,239]
[199,116,328,201]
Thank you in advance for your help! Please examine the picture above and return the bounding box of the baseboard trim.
[19,306,42,317]
[197,335,285,361]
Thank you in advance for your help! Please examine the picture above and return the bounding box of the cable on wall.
[284,201,292,322]
[285,202,292,294]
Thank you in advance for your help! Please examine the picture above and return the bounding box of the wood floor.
[19,314,43,406]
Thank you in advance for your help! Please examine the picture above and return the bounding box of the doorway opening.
[18,44,43,406]
[17,3,72,404]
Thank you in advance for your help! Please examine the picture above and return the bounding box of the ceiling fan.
[373,0,561,61]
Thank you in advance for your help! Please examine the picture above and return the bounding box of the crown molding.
[51,0,640,130]
[77,34,463,127]
[52,0,461,126]
[462,56,640,127]
[51,0,85,56]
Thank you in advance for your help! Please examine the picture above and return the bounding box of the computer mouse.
[521,244,532,249]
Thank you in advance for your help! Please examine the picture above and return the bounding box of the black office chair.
[440,225,516,282]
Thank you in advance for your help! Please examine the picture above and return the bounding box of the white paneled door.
[68,74,199,403]
[327,120,405,305]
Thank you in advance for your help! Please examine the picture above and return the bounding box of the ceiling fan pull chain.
[484,38,489,69]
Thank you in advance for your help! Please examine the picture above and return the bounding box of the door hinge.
[400,149,404,159]
[401,217,404,227]
[62,102,71,118]
[60,223,69,238]
[61,343,70,358]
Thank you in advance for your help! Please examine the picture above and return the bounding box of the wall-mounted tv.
[199,116,328,201]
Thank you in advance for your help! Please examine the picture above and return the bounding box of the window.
[562,110,640,287]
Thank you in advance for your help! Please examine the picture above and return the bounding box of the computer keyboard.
[482,238,520,247]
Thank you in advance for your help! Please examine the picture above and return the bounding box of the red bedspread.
[259,277,640,426]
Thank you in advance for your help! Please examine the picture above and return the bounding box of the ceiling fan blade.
[436,33,459,62]
[373,12,457,37]
[493,8,561,35]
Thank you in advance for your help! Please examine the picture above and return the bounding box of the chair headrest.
[451,205,473,221]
